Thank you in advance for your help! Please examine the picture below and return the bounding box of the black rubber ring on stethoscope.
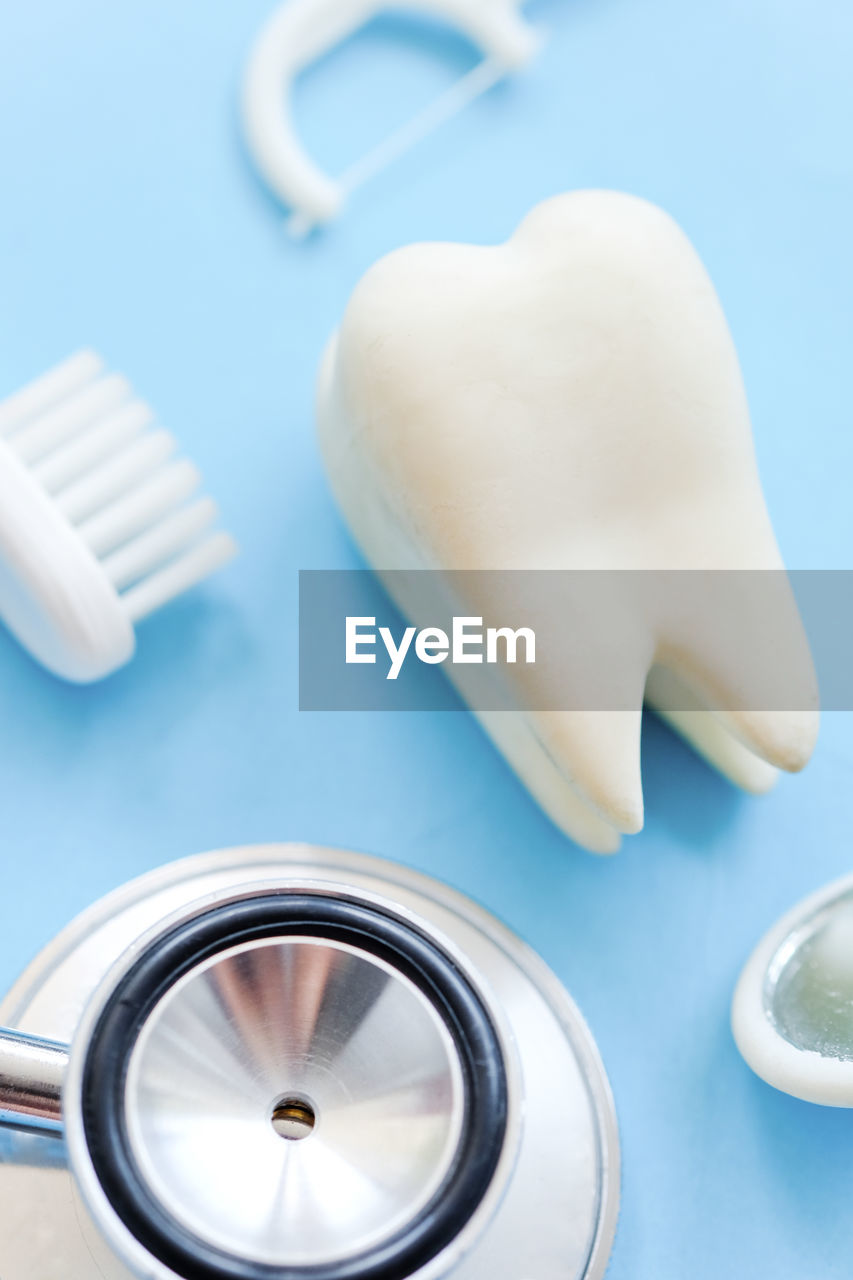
[80,892,508,1280]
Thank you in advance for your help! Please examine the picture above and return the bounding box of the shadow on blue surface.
[642,711,745,852]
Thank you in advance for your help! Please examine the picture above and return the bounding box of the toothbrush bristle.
[8,373,132,464]
[102,498,219,591]
[56,428,178,524]
[79,460,202,557]
[33,400,153,493]
[0,350,103,436]
[121,532,238,623]
[2,352,236,622]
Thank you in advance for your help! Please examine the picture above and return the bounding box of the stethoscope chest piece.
[0,845,618,1279]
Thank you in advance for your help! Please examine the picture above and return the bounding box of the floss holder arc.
[241,0,541,234]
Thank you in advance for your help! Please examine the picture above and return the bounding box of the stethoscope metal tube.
[0,844,620,1280]
[0,1028,66,1135]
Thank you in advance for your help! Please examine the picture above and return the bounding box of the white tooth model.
[317,190,818,851]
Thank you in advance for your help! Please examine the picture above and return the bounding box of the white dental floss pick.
[241,0,541,235]
[0,351,238,682]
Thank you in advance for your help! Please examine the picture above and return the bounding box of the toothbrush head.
[0,351,238,683]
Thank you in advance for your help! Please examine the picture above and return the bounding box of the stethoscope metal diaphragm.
[81,893,508,1280]
[0,844,619,1280]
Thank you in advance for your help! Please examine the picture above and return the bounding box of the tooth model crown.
[317,190,818,851]
[0,350,237,682]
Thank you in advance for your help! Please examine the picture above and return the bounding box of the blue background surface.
[1,0,852,1275]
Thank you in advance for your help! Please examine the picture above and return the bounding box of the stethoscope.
[0,844,619,1280]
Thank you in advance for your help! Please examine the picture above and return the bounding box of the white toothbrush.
[0,350,238,682]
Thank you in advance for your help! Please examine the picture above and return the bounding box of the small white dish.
[733,872,853,1106]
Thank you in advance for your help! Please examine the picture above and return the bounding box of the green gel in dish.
[767,893,853,1062]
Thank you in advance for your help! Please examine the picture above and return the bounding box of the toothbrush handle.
[0,1028,68,1135]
